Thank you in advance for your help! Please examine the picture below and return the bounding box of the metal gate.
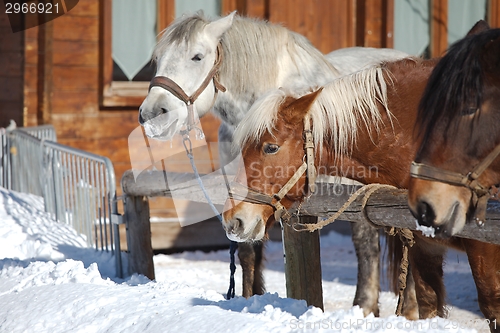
[0,125,123,277]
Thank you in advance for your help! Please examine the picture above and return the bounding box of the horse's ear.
[466,20,490,36]
[282,88,323,124]
[205,11,236,40]
[483,36,500,73]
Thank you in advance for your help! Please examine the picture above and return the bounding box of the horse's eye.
[462,107,478,116]
[191,54,203,62]
[263,144,280,155]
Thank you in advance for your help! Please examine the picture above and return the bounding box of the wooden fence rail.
[121,170,500,308]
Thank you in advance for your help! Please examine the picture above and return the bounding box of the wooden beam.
[121,170,500,245]
[430,0,448,58]
[297,185,500,246]
[283,216,323,310]
[37,21,53,125]
[124,195,155,280]
[489,0,500,28]
[355,0,393,48]
[157,0,175,33]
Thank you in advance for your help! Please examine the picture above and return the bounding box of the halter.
[229,116,317,223]
[148,43,226,129]
[410,141,500,223]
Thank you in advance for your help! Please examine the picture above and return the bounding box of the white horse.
[139,11,408,316]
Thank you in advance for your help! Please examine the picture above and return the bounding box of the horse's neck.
[214,24,338,126]
[317,58,438,188]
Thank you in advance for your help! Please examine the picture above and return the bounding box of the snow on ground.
[0,186,492,332]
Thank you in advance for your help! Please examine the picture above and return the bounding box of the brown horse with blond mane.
[223,21,500,331]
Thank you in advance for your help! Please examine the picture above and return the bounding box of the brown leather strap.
[149,43,226,105]
[304,116,317,193]
[410,141,500,195]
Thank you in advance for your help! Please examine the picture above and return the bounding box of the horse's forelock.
[417,29,500,143]
[232,90,288,153]
[153,13,209,60]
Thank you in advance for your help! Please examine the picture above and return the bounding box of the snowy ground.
[0,186,492,332]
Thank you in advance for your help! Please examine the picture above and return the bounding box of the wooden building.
[1,0,499,233]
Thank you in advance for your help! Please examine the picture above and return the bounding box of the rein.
[410,142,500,224]
[229,116,317,224]
[150,43,235,298]
[148,43,227,129]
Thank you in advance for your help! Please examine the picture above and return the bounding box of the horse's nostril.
[227,218,242,234]
[417,201,436,228]
[138,112,145,125]
[161,108,168,114]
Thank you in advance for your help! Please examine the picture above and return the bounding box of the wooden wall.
[0,8,24,128]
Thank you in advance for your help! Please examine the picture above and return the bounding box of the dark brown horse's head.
[408,23,500,237]
[222,89,321,242]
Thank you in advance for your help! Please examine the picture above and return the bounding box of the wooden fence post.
[282,215,324,310]
[124,195,155,280]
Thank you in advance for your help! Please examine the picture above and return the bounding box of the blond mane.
[233,65,393,162]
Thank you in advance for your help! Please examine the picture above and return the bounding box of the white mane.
[153,12,340,97]
[233,65,393,162]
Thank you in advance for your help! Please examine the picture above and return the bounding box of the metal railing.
[0,125,123,277]
[0,128,11,189]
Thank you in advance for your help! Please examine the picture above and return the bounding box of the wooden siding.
[0,9,24,128]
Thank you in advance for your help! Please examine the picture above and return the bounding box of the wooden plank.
[51,113,138,139]
[489,0,500,28]
[52,40,98,66]
[121,171,500,245]
[222,0,238,15]
[283,215,323,310]
[0,52,24,76]
[124,195,155,280]
[246,0,267,18]
[430,0,448,58]
[53,15,99,42]
[51,91,99,114]
[358,0,392,48]
[157,0,175,33]
[299,185,500,246]
[37,21,53,125]
[64,0,98,17]
[0,27,24,51]
[0,103,23,128]
[0,77,23,101]
[51,65,98,91]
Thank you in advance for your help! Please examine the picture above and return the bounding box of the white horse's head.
[139,12,235,139]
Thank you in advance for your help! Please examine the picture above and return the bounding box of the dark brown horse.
[408,26,500,332]
[222,21,499,332]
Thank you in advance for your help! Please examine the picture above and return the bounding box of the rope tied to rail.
[292,183,398,232]
[292,182,415,316]
[386,227,415,316]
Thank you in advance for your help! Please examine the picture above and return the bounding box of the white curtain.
[175,0,220,18]
[112,0,157,81]
[393,0,429,56]
[448,0,486,45]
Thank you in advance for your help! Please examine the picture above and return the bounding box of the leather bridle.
[148,43,226,128]
[228,116,317,223]
[410,142,500,223]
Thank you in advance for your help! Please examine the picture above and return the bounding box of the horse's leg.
[408,234,447,318]
[462,239,500,333]
[237,242,265,297]
[401,263,419,320]
[252,241,266,295]
[351,221,380,317]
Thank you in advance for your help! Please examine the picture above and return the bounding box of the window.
[393,0,489,58]
[100,0,222,108]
